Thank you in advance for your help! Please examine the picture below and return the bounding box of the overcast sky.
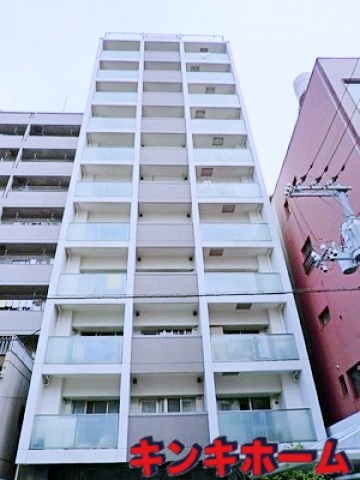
[0,0,359,193]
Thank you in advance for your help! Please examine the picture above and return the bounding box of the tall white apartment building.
[16,33,326,479]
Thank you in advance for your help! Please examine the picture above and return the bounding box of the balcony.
[82,147,134,162]
[191,119,246,135]
[137,223,193,246]
[205,272,282,295]
[67,223,129,241]
[88,117,136,131]
[45,336,122,364]
[185,52,229,64]
[30,414,118,449]
[138,182,190,202]
[75,181,132,198]
[197,182,260,198]
[140,147,187,165]
[218,409,316,443]
[211,334,298,362]
[131,336,203,373]
[128,414,209,457]
[187,72,234,84]
[189,94,240,108]
[0,264,52,285]
[57,273,126,297]
[193,148,252,164]
[201,223,270,242]
[93,92,138,104]
[134,273,198,296]
[100,50,140,61]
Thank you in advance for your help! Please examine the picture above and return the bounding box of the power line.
[44,284,360,301]
[299,57,360,185]
[315,97,360,184]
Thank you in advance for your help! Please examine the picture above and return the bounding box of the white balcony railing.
[30,414,119,449]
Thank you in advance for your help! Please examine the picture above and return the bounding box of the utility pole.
[284,183,360,274]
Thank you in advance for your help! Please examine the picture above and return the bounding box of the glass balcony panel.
[82,147,134,161]
[197,183,260,198]
[88,118,136,130]
[187,72,234,83]
[75,181,132,197]
[97,70,139,81]
[201,223,271,241]
[67,223,129,241]
[101,51,140,61]
[185,52,230,63]
[93,92,138,104]
[193,148,253,163]
[30,414,119,449]
[211,334,299,362]
[218,409,316,443]
[189,94,240,107]
[205,273,282,295]
[191,119,245,134]
[57,273,126,296]
[46,336,122,364]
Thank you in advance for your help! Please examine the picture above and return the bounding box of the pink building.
[273,58,360,428]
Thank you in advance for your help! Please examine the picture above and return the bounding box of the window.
[217,396,272,411]
[200,47,209,53]
[302,237,315,274]
[318,306,330,326]
[205,86,216,94]
[344,80,360,107]
[140,397,197,414]
[339,375,349,396]
[67,399,119,414]
[348,363,360,397]
[190,65,200,72]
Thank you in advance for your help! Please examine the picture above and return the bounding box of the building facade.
[0,111,82,352]
[15,34,325,479]
[273,58,360,429]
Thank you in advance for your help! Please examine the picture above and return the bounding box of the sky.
[0,0,359,194]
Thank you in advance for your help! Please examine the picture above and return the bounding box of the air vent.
[212,137,224,146]
[200,47,209,53]
[190,65,200,72]
[201,168,213,177]
[209,248,223,257]
[235,303,252,310]
[222,204,235,213]
[195,109,206,119]
[205,86,215,94]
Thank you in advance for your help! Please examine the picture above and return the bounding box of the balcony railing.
[57,273,126,297]
[193,148,253,163]
[0,299,45,311]
[67,223,129,241]
[0,255,54,265]
[100,51,140,61]
[211,334,298,362]
[88,117,136,130]
[97,70,139,81]
[197,182,260,198]
[93,92,138,104]
[218,409,316,443]
[30,414,118,449]
[12,186,68,192]
[45,336,122,364]
[201,223,271,242]
[205,272,282,295]
[75,181,132,197]
[82,147,134,161]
